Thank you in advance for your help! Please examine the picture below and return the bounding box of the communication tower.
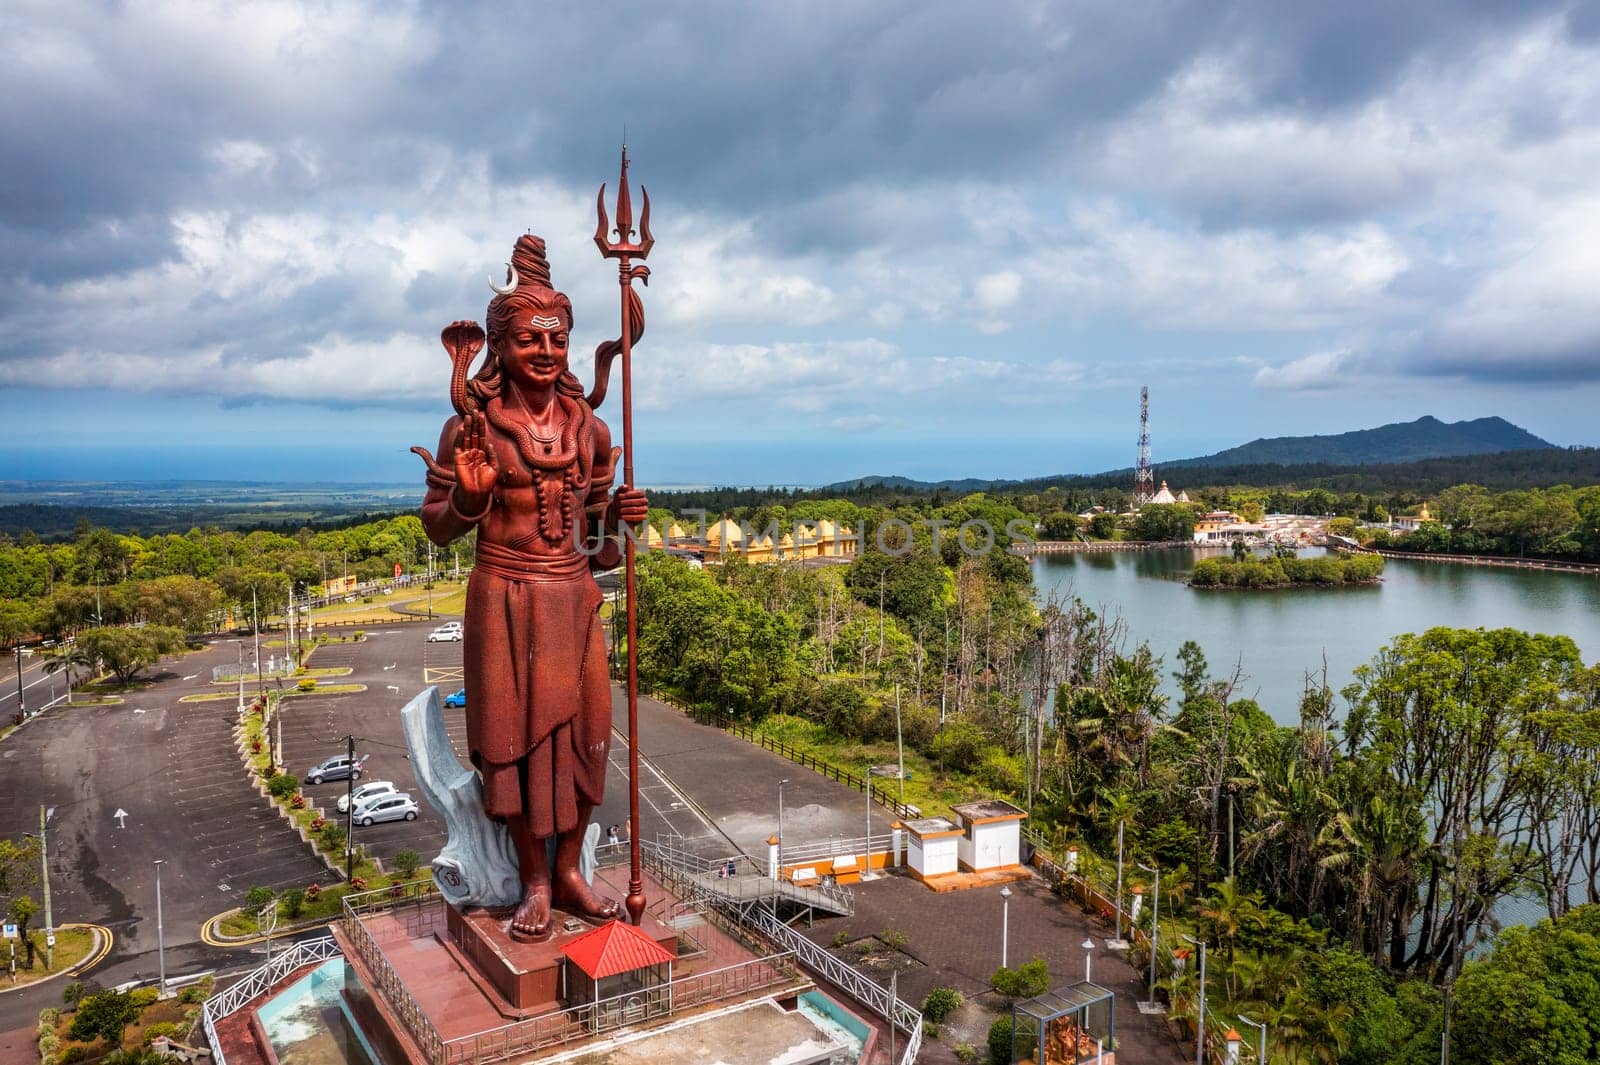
[1134,386,1155,505]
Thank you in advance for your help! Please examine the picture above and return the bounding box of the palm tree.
[1201,877,1268,998]
[43,645,95,704]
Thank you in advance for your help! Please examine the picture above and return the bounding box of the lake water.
[1031,548,1600,724]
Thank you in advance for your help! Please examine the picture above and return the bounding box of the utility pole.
[894,684,905,805]
[236,643,245,716]
[252,587,262,699]
[427,542,435,619]
[346,734,357,881]
[14,646,24,718]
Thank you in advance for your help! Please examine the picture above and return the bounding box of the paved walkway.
[625,687,1189,1064]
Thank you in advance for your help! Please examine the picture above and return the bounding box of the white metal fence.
[201,934,343,1065]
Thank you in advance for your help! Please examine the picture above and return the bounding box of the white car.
[338,780,397,814]
[426,623,463,643]
[353,793,419,826]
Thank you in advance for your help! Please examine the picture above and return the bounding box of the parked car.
[426,624,463,643]
[353,793,419,826]
[338,780,397,814]
[444,688,467,708]
[304,754,365,785]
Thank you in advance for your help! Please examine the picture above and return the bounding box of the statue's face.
[500,301,570,390]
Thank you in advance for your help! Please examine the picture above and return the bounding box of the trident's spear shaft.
[596,144,653,925]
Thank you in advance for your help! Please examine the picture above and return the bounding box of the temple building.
[680,517,859,564]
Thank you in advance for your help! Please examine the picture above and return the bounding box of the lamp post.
[1183,934,1208,1065]
[1112,818,1126,948]
[25,807,54,969]
[1000,886,1013,969]
[863,763,872,881]
[153,859,167,995]
[1138,860,1161,1010]
[1238,1013,1267,1065]
[14,645,24,717]
[1082,937,1095,982]
[778,778,790,866]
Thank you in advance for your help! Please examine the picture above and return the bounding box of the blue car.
[444,688,467,708]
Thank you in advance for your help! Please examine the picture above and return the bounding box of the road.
[1,651,69,720]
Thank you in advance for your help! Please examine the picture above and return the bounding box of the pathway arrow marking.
[113,808,128,828]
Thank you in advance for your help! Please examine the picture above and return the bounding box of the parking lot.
[274,623,727,873]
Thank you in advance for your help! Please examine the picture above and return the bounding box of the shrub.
[310,816,328,830]
[40,1006,62,1026]
[267,773,298,799]
[831,930,851,949]
[305,883,323,901]
[353,630,365,639]
[282,888,306,919]
[394,850,422,878]
[319,824,347,852]
[62,981,87,1007]
[921,987,963,1023]
[245,886,275,912]
[350,876,368,891]
[297,678,317,692]
[991,955,1049,998]
[955,1043,979,1064]
[986,1015,1015,1065]
[38,1029,59,1055]
[290,794,306,809]
[62,1045,90,1064]
[178,976,213,1004]
[880,926,909,952]
[249,739,263,754]
[128,986,160,1008]
[68,990,137,1044]
[142,1021,179,1042]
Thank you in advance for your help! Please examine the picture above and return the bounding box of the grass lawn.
[751,713,1008,823]
[217,870,432,938]
[180,683,366,703]
[1,927,96,990]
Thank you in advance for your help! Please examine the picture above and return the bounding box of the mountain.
[1164,416,1551,469]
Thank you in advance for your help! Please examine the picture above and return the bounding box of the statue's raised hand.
[452,412,496,513]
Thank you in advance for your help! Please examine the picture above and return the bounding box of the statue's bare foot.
[552,866,623,925]
[509,881,552,941]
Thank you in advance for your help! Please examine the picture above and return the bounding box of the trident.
[595,143,652,926]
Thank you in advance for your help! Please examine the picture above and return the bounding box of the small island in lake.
[1189,551,1384,589]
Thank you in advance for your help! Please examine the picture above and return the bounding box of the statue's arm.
[422,416,481,546]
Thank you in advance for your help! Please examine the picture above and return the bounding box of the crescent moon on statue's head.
[488,263,520,296]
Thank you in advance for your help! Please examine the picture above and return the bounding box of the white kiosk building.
[952,799,1028,873]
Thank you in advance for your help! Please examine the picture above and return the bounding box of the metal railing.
[340,888,449,1063]
[642,838,923,1065]
[644,836,855,916]
[780,832,894,866]
[202,935,344,1065]
[441,952,801,1064]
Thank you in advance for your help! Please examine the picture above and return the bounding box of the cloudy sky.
[3,1,1598,486]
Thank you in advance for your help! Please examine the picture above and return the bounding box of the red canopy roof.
[559,920,675,979]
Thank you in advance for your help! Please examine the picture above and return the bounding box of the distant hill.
[1165,416,1550,468]
[824,416,1555,493]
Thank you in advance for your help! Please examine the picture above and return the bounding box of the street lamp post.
[1138,860,1161,1010]
[863,764,872,881]
[1238,1013,1267,1065]
[778,778,790,866]
[153,859,167,995]
[26,807,55,969]
[1183,934,1208,1065]
[14,645,24,717]
[1082,936,1095,982]
[1000,886,1013,969]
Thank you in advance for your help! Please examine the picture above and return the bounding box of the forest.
[628,500,1600,1064]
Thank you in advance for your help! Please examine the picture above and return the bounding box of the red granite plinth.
[441,905,678,1016]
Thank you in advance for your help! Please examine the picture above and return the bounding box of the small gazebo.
[559,920,676,1031]
[1011,982,1115,1064]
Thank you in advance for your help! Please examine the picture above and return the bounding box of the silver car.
[338,780,397,814]
[353,793,419,826]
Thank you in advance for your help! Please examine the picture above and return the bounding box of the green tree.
[1452,904,1600,1065]
[75,625,185,685]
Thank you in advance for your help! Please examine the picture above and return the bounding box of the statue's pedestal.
[441,905,679,1017]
